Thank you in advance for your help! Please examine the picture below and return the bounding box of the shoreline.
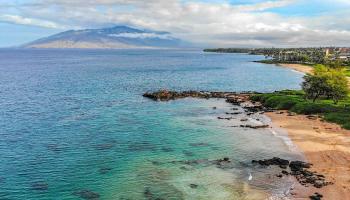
[275,63,314,74]
[267,111,350,199]
[142,90,350,199]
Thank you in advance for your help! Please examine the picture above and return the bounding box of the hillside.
[23,26,187,49]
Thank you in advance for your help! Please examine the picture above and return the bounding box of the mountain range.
[23,26,188,49]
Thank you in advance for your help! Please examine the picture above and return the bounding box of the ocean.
[0,49,304,200]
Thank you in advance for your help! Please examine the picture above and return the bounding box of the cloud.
[1,0,350,47]
[0,14,65,29]
[108,33,173,39]
[235,0,295,11]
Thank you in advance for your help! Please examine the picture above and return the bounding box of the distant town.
[204,47,350,65]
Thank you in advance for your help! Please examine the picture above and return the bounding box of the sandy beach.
[276,63,314,74]
[267,111,350,200]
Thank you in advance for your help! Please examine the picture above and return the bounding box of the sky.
[1,0,350,47]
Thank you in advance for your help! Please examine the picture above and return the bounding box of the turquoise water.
[0,49,304,200]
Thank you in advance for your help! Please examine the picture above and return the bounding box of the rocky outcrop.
[252,157,289,168]
[252,158,332,189]
[309,193,323,200]
[143,90,270,129]
[143,90,266,113]
[240,124,270,129]
[143,90,250,101]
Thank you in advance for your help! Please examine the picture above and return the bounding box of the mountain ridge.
[23,26,188,49]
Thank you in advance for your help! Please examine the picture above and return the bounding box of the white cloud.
[1,0,350,47]
[0,14,65,29]
[108,33,173,39]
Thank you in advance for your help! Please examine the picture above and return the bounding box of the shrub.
[251,90,350,129]
[264,96,301,110]
[324,112,350,129]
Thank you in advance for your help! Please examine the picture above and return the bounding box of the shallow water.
[0,49,304,199]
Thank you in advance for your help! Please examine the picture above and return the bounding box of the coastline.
[142,90,350,199]
[274,63,314,74]
[267,111,350,199]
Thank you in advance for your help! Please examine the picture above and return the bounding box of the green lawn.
[251,90,350,129]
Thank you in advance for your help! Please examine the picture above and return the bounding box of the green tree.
[302,65,349,104]
[302,73,328,102]
[325,68,349,104]
[324,59,343,69]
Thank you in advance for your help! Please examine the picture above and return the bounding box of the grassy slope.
[251,90,350,130]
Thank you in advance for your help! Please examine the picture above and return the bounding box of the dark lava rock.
[99,167,112,174]
[282,170,289,175]
[309,192,323,200]
[287,112,297,116]
[46,144,63,152]
[143,90,252,103]
[180,166,190,171]
[240,124,269,129]
[143,90,236,101]
[226,112,242,115]
[144,187,152,199]
[73,190,100,200]
[183,150,195,157]
[252,157,289,168]
[253,157,332,189]
[189,184,198,189]
[189,142,209,147]
[128,142,156,152]
[213,157,231,168]
[161,147,174,152]
[306,115,318,120]
[151,161,162,166]
[217,116,234,120]
[289,161,311,171]
[31,181,48,191]
[243,104,264,112]
[172,159,209,166]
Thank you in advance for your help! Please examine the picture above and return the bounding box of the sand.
[276,63,314,74]
[267,111,350,200]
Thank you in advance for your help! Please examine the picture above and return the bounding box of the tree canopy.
[302,64,349,104]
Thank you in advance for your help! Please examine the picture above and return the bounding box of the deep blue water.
[0,49,303,200]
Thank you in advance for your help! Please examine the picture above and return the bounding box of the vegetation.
[250,90,350,129]
[203,48,250,53]
[302,65,349,104]
[345,68,350,77]
[207,47,350,129]
[204,47,350,66]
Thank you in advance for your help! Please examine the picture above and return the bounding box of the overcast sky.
[1,0,350,47]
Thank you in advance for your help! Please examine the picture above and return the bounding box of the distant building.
[325,48,330,57]
[339,52,350,60]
